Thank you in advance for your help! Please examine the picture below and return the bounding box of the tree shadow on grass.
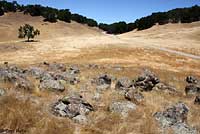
[22,40,40,43]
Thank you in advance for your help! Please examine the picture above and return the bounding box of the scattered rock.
[194,96,200,105]
[109,101,136,117]
[186,76,198,84]
[134,70,160,91]
[94,74,112,86]
[185,76,200,95]
[29,67,46,79]
[69,66,80,74]
[53,94,94,120]
[72,115,89,124]
[92,74,112,92]
[185,84,200,95]
[0,89,6,96]
[0,65,33,90]
[172,123,197,134]
[154,102,189,127]
[39,79,65,92]
[53,72,79,85]
[48,63,66,72]
[153,83,177,94]
[115,77,133,92]
[125,90,144,103]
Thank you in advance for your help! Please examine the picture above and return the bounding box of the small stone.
[0,89,6,96]
[72,115,88,124]
[194,96,200,105]
[185,84,200,95]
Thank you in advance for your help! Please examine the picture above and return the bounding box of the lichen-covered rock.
[39,79,65,92]
[52,94,94,120]
[154,102,189,127]
[115,77,133,92]
[172,123,197,134]
[153,83,177,94]
[93,74,112,86]
[124,90,144,103]
[108,101,136,117]
[0,65,33,90]
[52,72,80,85]
[134,70,160,91]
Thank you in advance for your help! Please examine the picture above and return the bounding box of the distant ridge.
[0,1,199,34]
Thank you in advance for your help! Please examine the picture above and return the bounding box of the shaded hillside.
[0,12,102,42]
[0,1,199,35]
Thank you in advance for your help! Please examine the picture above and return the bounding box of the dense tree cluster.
[0,1,200,34]
[99,5,200,34]
[0,0,97,26]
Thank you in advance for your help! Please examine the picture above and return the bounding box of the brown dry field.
[0,12,200,134]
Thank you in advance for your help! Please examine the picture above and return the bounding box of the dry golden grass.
[0,12,200,134]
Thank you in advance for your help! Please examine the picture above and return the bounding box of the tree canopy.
[18,24,40,42]
[0,1,199,34]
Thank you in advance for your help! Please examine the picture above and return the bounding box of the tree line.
[99,5,200,34]
[0,0,98,26]
[0,1,199,34]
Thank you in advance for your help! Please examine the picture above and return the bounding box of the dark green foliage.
[0,1,199,34]
[99,5,200,34]
[18,24,40,42]
[0,7,4,16]
[0,0,17,13]
[57,9,71,22]
[72,14,98,27]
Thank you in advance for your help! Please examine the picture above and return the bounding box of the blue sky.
[8,0,200,24]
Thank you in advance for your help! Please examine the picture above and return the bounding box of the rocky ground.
[0,62,200,134]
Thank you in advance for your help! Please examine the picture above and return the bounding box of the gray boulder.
[39,79,65,92]
[94,74,112,86]
[53,94,94,120]
[125,90,144,103]
[172,123,197,134]
[109,101,136,117]
[154,102,189,127]
[153,83,177,94]
[115,77,133,92]
[0,66,33,90]
[134,70,160,91]
[53,72,79,85]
